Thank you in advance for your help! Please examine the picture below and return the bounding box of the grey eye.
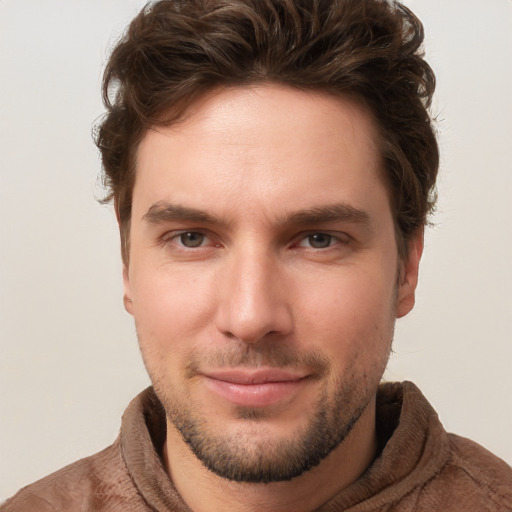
[180,232,205,247]
[307,234,332,249]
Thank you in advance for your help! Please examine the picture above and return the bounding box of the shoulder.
[0,439,147,512]
[416,434,512,511]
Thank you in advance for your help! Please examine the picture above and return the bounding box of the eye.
[307,233,332,249]
[297,233,336,249]
[178,231,207,248]
[159,229,222,258]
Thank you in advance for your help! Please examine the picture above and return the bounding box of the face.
[124,85,421,483]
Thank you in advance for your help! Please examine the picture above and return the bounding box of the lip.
[202,368,309,408]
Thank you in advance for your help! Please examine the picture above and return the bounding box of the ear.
[123,264,134,315]
[396,230,424,319]
[114,198,122,224]
[116,198,133,315]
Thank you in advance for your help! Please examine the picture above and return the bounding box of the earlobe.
[396,231,424,319]
[123,264,134,315]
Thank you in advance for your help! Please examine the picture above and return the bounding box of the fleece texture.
[2,382,511,511]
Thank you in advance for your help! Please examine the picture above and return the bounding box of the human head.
[123,84,422,484]
[96,0,438,264]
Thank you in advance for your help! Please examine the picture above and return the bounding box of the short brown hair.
[96,0,438,263]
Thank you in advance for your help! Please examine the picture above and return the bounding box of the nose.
[214,248,294,343]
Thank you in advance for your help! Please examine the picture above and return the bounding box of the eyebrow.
[277,203,371,227]
[143,201,371,228]
[143,202,225,225]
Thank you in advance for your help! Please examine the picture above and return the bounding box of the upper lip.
[202,368,308,385]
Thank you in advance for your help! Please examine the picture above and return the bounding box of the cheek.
[295,267,396,360]
[130,265,217,354]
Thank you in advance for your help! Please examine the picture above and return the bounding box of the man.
[2,0,511,510]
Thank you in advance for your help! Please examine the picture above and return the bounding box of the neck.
[163,398,377,512]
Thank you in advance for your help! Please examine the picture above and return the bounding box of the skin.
[123,84,422,512]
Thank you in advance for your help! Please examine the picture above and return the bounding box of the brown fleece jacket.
[2,382,511,511]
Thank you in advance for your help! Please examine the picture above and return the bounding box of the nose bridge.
[215,242,292,343]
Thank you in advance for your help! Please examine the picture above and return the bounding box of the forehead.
[133,85,387,224]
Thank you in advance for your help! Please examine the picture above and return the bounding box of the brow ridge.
[277,203,371,226]
[143,201,371,228]
[143,202,225,225]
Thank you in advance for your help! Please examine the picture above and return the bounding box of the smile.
[201,368,309,408]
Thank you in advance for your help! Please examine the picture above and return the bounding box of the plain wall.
[1,0,511,500]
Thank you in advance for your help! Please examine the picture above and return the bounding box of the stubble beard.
[163,380,368,483]
[148,343,387,484]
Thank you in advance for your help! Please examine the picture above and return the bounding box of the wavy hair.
[96,0,438,263]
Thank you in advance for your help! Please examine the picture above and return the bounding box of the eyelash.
[161,230,216,250]
[295,232,349,250]
[160,230,350,252]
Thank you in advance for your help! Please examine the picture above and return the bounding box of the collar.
[119,381,450,511]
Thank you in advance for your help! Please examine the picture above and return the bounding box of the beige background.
[1,0,511,500]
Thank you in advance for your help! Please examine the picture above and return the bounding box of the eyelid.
[158,228,351,251]
[293,231,351,248]
[160,229,217,248]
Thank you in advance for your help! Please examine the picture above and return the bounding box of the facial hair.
[150,341,383,483]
